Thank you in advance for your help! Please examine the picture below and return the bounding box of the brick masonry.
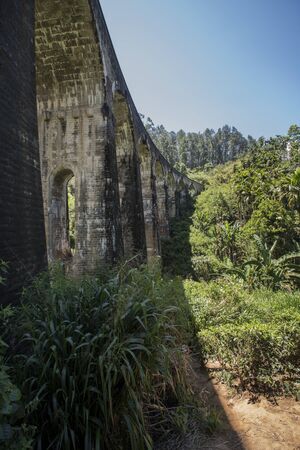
[0,0,47,303]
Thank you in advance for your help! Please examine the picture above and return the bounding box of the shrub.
[183,278,249,330]
[0,308,34,450]
[226,235,300,290]
[243,198,295,239]
[198,321,300,393]
[184,278,300,394]
[191,254,224,281]
[12,264,194,450]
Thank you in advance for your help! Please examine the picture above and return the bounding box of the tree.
[141,116,252,170]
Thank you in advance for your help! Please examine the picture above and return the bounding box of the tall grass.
[11,263,193,450]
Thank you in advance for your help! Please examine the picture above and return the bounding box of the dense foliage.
[189,129,300,287]
[0,263,34,449]
[0,264,203,450]
[142,116,253,170]
[184,279,300,395]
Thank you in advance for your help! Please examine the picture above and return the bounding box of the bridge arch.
[35,0,105,107]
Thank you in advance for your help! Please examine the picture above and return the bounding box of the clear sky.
[100,0,299,138]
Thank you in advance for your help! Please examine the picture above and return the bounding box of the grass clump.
[4,263,195,450]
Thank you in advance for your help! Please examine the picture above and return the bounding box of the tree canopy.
[142,115,254,171]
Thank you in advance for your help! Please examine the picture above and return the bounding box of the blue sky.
[100,0,300,138]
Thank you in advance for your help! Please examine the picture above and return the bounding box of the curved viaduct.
[0,0,201,300]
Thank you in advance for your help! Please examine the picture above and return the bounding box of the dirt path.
[195,359,300,450]
[156,359,300,450]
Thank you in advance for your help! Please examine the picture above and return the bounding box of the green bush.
[184,278,248,330]
[191,254,224,281]
[184,278,300,394]
[198,321,300,393]
[11,264,193,450]
[0,309,34,450]
[243,198,295,238]
[186,133,300,284]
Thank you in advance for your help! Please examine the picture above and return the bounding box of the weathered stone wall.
[139,143,160,258]
[0,0,46,303]
[113,92,145,259]
[36,0,123,274]
[155,161,169,239]
[89,0,201,251]
[167,174,177,219]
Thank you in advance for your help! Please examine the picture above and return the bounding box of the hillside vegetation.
[163,127,300,285]
[163,125,300,396]
[190,132,300,285]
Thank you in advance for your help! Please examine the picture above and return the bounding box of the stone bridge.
[0,0,201,301]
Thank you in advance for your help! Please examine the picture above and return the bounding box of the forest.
[142,115,254,170]
[0,125,299,449]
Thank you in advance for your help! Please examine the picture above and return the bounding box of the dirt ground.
[156,358,300,450]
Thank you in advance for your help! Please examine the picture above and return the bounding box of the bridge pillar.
[139,144,160,259]
[179,186,189,208]
[155,161,169,239]
[112,92,145,259]
[166,174,177,220]
[0,0,46,303]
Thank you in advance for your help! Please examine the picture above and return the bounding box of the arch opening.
[49,169,76,262]
[67,176,76,254]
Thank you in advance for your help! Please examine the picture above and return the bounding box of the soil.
[156,358,300,450]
